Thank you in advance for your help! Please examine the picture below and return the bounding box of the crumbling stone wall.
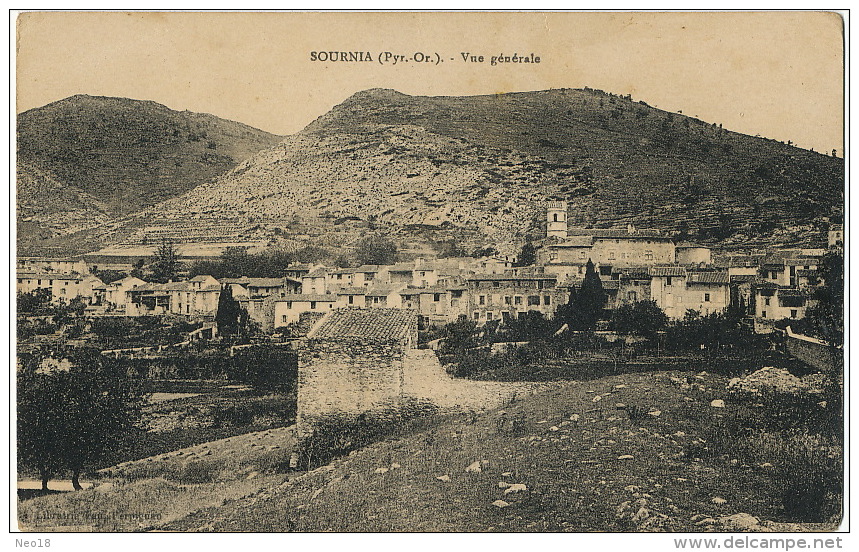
[296,337,406,426]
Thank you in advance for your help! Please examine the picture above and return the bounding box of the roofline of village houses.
[16,208,836,328]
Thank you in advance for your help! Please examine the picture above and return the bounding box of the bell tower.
[546,201,568,239]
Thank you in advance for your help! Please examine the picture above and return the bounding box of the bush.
[294,397,438,470]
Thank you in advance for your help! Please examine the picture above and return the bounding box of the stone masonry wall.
[296,337,405,426]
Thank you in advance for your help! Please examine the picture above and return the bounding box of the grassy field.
[155,369,838,532]
[17,367,840,532]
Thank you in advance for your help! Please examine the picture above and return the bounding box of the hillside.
[16,95,283,233]
[24,88,844,256]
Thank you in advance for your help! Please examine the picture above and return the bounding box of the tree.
[215,284,243,336]
[513,241,537,267]
[17,289,52,314]
[806,251,844,350]
[149,239,180,283]
[17,348,146,490]
[612,300,668,340]
[567,260,606,330]
[355,234,398,266]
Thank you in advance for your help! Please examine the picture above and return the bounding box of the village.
[16,202,843,339]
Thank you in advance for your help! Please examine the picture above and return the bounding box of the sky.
[15,11,845,153]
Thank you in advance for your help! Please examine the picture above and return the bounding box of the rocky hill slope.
[16,95,283,244]
[22,89,843,255]
[146,88,844,251]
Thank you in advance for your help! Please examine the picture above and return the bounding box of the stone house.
[103,276,147,312]
[16,271,104,304]
[297,308,418,425]
[465,272,564,324]
[273,294,338,326]
[17,256,88,274]
[754,284,812,321]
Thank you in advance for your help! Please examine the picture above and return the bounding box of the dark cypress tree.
[215,285,242,336]
[569,259,606,330]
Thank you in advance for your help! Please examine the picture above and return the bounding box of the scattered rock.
[615,403,627,409]
[501,472,513,477]
[617,455,634,460]
[503,483,528,494]
[246,471,259,480]
[695,517,717,526]
[492,499,510,508]
[390,463,401,469]
[649,410,662,417]
[624,485,640,492]
[710,399,726,408]
[592,395,602,403]
[550,426,559,432]
[497,481,511,488]
[374,467,389,474]
[465,461,483,473]
[614,384,628,390]
[711,497,728,505]
[759,462,773,468]
[719,513,761,531]
[436,475,451,482]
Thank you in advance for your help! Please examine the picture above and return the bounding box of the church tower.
[546,201,568,239]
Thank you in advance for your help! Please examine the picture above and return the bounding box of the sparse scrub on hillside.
[294,397,439,471]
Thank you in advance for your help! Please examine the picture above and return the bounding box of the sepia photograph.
[10,10,847,539]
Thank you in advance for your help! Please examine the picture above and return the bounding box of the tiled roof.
[550,236,593,247]
[730,274,759,283]
[566,228,670,240]
[649,266,687,277]
[675,242,709,249]
[189,275,215,282]
[796,269,818,278]
[308,307,417,342]
[468,273,557,281]
[686,272,730,284]
[277,294,336,302]
[366,285,405,297]
[355,265,382,272]
[16,272,83,280]
[336,287,368,296]
[304,268,329,278]
[778,289,808,299]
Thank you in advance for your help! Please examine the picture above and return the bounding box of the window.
[666,277,673,286]
[434,293,440,302]
[550,253,558,261]
[677,296,683,304]
[479,295,486,305]
[514,296,523,305]
[287,301,293,309]
[493,281,500,288]
[627,291,637,302]
[311,301,317,309]
[486,312,493,320]
[704,293,711,302]
[764,297,771,306]
[281,315,287,323]
[348,295,354,304]
[790,309,798,319]
[579,251,586,259]
[60,288,66,295]
[761,310,767,318]
[608,250,616,261]
[543,295,551,305]
[505,296,512,305]
[644,251,653,261]
[473,311,480,320]
[528,295,540,306]
[553,213,559,222]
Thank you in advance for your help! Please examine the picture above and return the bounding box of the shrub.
[294,397,438,470]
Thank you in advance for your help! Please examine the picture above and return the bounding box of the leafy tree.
[17,289,52,314]
[471,246,499,258]
[149,239,180,283]
[355,234,398,266]
[439,315,479,355]
[92,269,128,285]
[612,300,668,340]
[215,284,244,336]
[806,251,844,363]
[17,348,146,490]
[513,241,537,267]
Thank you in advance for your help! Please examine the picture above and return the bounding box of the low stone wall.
[785,326,841,373]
